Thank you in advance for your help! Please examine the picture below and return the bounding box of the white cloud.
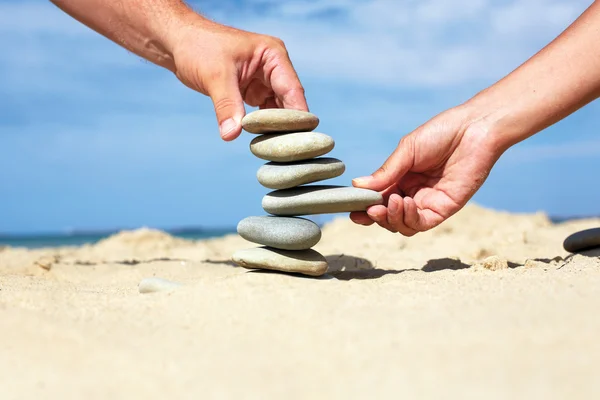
[1,0,599,232]
[218,0,593,87]
[415,0,488,23]
[0,0,594,90]
[491,0,585,36]
[504,135,600,164]
[0,2,90,35]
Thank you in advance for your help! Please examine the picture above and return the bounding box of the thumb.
[208,73,246,141]
[352,136,415,191]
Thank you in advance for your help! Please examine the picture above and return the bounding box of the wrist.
[459,89,539,155]
[145,4,204,72]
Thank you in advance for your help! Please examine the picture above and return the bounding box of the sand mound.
[1,203,599,399]
[94,227,190,251]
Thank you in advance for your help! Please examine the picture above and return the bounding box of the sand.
[1,203,599,399]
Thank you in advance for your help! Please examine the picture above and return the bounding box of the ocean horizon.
[0,213,598,249]
[0,227,237,249]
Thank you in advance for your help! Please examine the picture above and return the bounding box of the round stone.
[262,185,384,216]
[138,277,182,294]
[257,158,345,190]
[242,109,319,134]
[232,247,328,276]
[250,132,334,162]
[237,216,321,250]
[563,228,600,252]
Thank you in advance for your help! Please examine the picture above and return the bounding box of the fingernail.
[219,118,237,139]
[352,176,372,186]
[388,199,398,216]
[367,209,380,222]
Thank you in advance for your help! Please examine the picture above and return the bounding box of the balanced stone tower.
[232,109,383,277]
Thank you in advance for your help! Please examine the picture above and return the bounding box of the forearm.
[466,1,600,151]
[50,0,199,71]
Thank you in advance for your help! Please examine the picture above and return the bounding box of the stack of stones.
[232,109,383,277]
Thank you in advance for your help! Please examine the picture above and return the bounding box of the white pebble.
[138,277,182,294]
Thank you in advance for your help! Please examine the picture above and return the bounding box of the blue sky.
[0,0,598,234]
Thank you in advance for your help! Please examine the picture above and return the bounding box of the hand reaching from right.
[351,107,503,235]
[352,1,600,235]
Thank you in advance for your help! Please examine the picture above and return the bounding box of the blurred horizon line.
[1,213,599,238]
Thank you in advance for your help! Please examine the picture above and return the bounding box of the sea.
[0,215,595,249]
[0,228,236,249]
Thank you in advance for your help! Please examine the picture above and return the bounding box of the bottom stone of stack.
[232,247,328,277]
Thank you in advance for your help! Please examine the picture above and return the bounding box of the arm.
[352,1,600,234]
[50,0,187,72]
[467,0,600,152]
[50,0,308,140]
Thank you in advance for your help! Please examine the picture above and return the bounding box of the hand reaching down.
[172,19,308,140]
[50,0,309,141]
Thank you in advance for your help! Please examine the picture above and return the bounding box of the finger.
[381,183,402,203]
[275,96,284,109]
[366,205,397,233]
[403,197,420,231]
[259,97,278,109]
[264,46,309,111]
[206,71,246,141]
[404,196,445,232]
[243,79,272,107]
[350,211,374,226]
[352,136,415,192]
[386,194,418,237]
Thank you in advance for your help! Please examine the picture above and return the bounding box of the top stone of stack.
[241,109,320,134]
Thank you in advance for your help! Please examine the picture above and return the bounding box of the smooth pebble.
[250,132,334,162]
[232,247,328,276]
[262,185,383,216]
[237,216,321,250]
[257,158,345,189]
[242,109,319,134]
[563,228,600,252]
[138,277,182,294]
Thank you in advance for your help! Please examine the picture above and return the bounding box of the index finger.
[266,56,308,111]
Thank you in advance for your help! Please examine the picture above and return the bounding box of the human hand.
[350,106,504,236]
[171,17,308,141]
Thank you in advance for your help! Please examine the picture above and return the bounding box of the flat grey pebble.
[138,277,182,294]
[232,247,328,277]
[563,228,600,252]
[237,216,321,250]
[250,132,334,162]
[257,158,345,189]
[242,109,319,134]
[262,185,384,216]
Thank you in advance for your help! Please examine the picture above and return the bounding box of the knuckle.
[398,135,410,148]
[282,85,305,99]
[269,35,286,49]
[206,69,225,84]
[398,227,417,237]
[397,222,418,236]
[373,165,388,177]
[212,97,237,112]
[258,35,287,54]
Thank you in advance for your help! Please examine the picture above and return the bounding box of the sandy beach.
[1,203,599,399]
